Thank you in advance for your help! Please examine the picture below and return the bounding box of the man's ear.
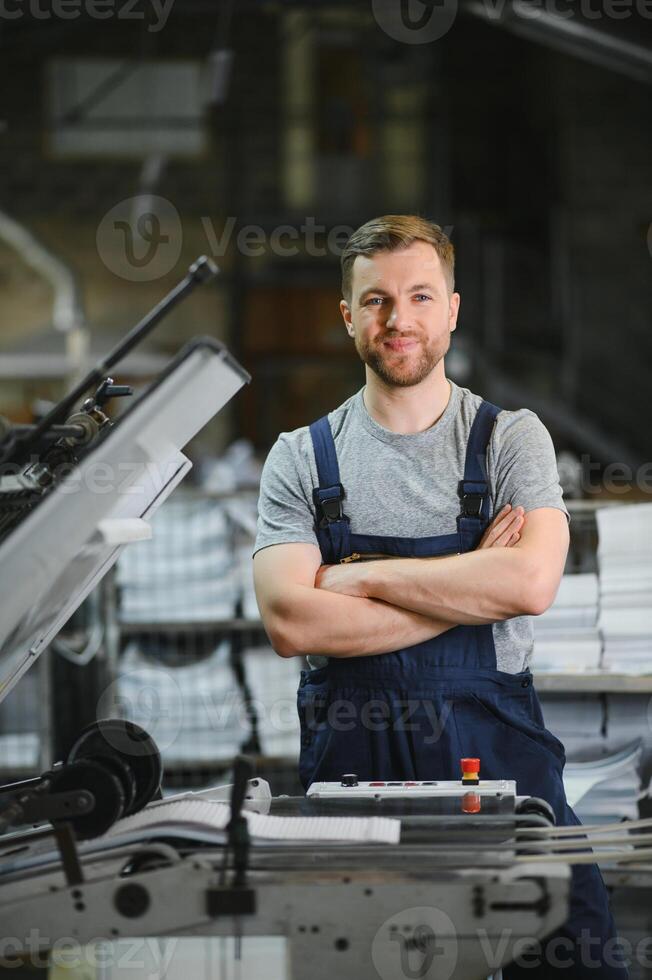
[340,299,354,337]
[449,291,460,332]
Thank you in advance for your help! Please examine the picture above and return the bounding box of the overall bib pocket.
[453,692,566,775]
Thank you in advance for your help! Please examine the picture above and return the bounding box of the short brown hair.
[340,214,455,303]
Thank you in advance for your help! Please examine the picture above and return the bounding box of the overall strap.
[457,400,501,549]
[308,416,351,564]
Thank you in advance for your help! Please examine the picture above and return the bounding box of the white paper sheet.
[106,797,401,844]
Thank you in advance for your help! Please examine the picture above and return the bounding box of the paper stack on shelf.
[605,695,652,753]
[539,694,606,760]
[532,573,601,671]
[235,539,262,621]
[0,668,41,770]
[563,740,648,824]
[0,733,39,769]
[116,493,239,623]
[220,492,259,622]
[117,639,250,764]
[243,645,301,758]
[597,503,652,674]
[199,439,262,622]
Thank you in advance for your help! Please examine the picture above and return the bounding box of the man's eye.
[366,297,384,305]
[414,294,431,302]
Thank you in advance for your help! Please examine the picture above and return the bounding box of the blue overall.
[298,400,628,979]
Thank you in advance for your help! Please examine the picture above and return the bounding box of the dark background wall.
[0,0,650,475]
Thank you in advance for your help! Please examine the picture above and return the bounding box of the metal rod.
[20,256,218,456]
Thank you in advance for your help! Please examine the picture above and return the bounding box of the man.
[253,215,627,978]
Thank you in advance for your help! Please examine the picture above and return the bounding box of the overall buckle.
[461,492,484,518]
[320,496,343,524]
[314,484,346,527]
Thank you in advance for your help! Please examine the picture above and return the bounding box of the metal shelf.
[534,673,652,693]
[119,619,266,635]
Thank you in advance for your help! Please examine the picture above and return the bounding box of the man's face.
[340,240,460,388]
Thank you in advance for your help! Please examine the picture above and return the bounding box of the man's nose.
[386,299,412,329]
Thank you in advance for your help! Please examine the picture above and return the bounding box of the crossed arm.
[254,506,569,659]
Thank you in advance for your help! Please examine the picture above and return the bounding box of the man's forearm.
[271,586,455,658]
[362,549,542,624]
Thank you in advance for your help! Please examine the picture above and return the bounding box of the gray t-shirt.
[253,380,569,673]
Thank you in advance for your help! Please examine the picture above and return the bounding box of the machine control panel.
[307,776,517,799]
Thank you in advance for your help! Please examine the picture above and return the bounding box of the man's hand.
[314,560,369,598]
[477,504,524,550]
[315,504,525,598]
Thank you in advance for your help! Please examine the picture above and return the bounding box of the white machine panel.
[306,778,517,799]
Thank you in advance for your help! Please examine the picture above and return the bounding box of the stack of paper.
[235,539,262,621]
[605,695,652,754]
[243,645,301,758]
[532,574,602,671]
[0,667,41,768]
[0,732,39,769]
[564,740,647,824]
[105,797,401,845]
[116,494,239,623]
[117,639,251,764]
[0,798,400,880]
[539,695,606,759]
[597,503,652,674]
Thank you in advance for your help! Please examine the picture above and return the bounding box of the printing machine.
[0,262,649,980]
[0,769,572,980]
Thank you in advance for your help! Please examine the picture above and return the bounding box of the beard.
[354,330,451,388]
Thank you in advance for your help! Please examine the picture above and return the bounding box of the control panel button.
[369,781,385,787]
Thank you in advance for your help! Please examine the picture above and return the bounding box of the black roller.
[93,753,138,816]
[67,720,162,816]
[516,796,556,826]
[49,759,124,839]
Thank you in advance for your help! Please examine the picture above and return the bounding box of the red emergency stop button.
[460,757,480,785]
